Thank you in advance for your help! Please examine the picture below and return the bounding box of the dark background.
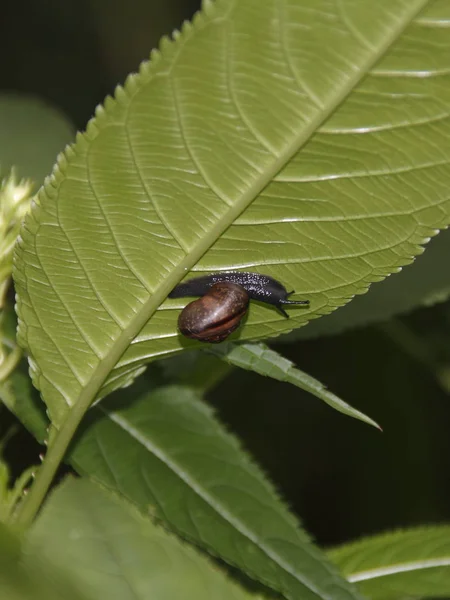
[1,0,450,550]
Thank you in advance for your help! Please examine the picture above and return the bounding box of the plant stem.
[12,395,93,528]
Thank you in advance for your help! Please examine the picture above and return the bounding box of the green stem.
[12,393,93,528]
[8,466,35,520]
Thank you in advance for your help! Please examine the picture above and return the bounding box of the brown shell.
[178,282,249,343]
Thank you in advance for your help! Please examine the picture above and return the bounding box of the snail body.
[169,271,309,318]
[178,281,249,343]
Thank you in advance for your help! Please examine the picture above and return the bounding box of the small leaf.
[328,525,450,599]
[210,342,380,428]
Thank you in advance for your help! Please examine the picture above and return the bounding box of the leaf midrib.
[348,557,450,583]
[71,1,429,416]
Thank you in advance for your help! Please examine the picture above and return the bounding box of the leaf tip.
[362,414,383,431]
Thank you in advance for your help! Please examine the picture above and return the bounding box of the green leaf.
[210,342,380,428]
[13,0,450,426]
[0,521,86,600]
[0,94,75,186]
[2,377,362,599]
[0,363,48,443]
[24,477,266,600]
[328,526,450,599]
[291,228,450,340]
[0,521,21,563]
[72,385,361,600]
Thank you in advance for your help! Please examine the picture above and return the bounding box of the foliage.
[0,0,450,598]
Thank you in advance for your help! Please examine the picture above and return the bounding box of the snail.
[169,272,310,343]
[176,281,249,343]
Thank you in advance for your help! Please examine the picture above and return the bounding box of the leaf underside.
[13,0,450,423]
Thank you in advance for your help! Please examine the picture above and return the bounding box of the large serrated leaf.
[13,0,450,425]
[73,385,363,600]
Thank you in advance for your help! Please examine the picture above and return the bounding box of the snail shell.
[178,281,249,343]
